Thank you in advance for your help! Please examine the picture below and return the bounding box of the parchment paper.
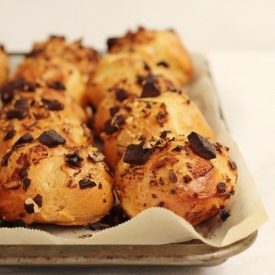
[0,55,268,247]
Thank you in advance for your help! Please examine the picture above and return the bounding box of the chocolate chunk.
[104,115,125,135]
[19,168,28,179]
[170,189,177,195]
[109,106,120,116]
[172,145,184,152]
[187,132,216,160]
[229,160,237,170]
[168,169,178,183]
[115,89,129,102]
[104,163,114,178]
[141,82,160,98]
[33,194,43,207]
[123,142,152,165]
[157,61,169,68]
[160,130,171,139]
[220,209,230,221]
[38,130,66,147]
[6,108,28,120]
[24,203,34,214]
[107,37,118,50]
[217,182,227,193]
[47,81,66,91]
[0,78,25,104]
[14,133,34,146]
[79,179,97,189]
[65,151,83,167]
[143,62,151,71]
[183,175,192,183]
[3,129,16,141]
[158,202,165,207]
[22,178,31,191]
[14,99,28,109]
[42,98,64,111]
[1,151,12,166]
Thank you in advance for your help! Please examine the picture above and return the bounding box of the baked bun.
[86,52,182,107]
[0,44,9,88]
[0,139,114,225]
[0,79,92,159]
[14,36,99,106]
[115,132,237,226]
[94,73,177,135]
[101,91,214,169]
[107,27,193,86]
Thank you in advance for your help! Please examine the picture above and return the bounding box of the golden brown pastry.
[14,35,99,106]
[0,79,93,159]
[0,44,9,88]
[101,91,214,169]
[115,131,237,226]
[107,27,193,86]
[86,52,182,107]
[93,73,177,135]
[0,139,114,226]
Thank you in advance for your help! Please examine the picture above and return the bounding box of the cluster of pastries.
[0,28,238,228]
[0,38,114,226]
[88,27,238,226]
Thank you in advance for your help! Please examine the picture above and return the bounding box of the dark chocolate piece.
[183,175,192,183]
[14,133,34,146]
[229,160,237,170]
[168,169,178,183]
[65,151,83,167]
[24,203,34,214]
[107,37,118,50]
[217,182,227,193]
[141,82,160,98]
[38,129,66,147]
[123,142,152,165]
[115,89,129,102]
[109,106,120,116]
[42,98,64,111]
[104,115,125,135]
[79,179,97,189]
[47,81,66,91]
[3,129,16,141]
[0,78,25,104]
[22,178,31,191]
[14,99,28,109]
[6,108,28,120]
[220,209,230,221]
[19,168,28,179]
[1,151,12,166]
[33,194,43,207]
[172,145,184,152]
[187,132,216,160]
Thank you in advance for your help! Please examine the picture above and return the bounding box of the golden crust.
[86,52,182,107]
[14,36,99,106]
[0,141,114,226]
[107,27,193,86]
[93,74,177,135]
[114,133,237,226]
[101,91,214,169]
[0,44,9,88]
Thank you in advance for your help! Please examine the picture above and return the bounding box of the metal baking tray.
[0,53,258,266]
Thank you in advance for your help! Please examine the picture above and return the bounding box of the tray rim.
[0,231,257,266]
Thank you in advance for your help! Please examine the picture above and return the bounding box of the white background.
[0,0,274,274]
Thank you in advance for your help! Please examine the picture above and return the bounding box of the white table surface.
[0,0,274,274]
